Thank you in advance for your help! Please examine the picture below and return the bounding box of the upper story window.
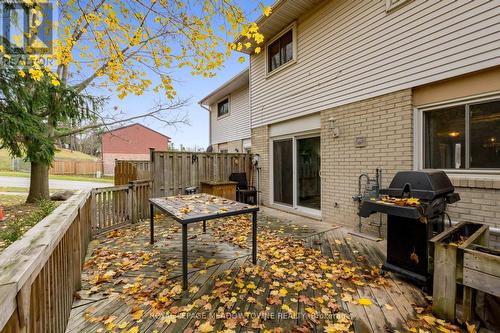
[267,28,295,74]
[217,98,229,118]
[423,99,500,170]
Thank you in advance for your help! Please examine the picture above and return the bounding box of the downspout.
[199,102,212,148]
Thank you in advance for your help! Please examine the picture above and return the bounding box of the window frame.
[216,96,230,119]
[265,22,297,77]
[414,93,500,174]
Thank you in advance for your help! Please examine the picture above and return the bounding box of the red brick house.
[102,123,170,175]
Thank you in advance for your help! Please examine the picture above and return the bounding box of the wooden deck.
[66,211,451,333]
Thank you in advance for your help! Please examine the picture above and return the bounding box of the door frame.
[269,130,321,216]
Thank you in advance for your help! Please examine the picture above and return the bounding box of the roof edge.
[198,68,249,107]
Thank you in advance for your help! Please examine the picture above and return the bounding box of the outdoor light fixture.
[448,131,460,138]
[328,117,340,137]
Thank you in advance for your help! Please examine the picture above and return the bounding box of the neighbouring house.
[102,123,170,176]
[229,0,500,239]
[199,68,251,153]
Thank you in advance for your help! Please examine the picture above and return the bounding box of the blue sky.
[97,0,273,151]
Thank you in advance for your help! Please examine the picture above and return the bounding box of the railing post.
[128,182,135,223]
[90,189,96,233]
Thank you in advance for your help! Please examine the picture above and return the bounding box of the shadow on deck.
[66,211,440,333]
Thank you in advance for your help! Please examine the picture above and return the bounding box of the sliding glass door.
[272,135,321,213]
[297,137,321,210]
[273,139,293,205]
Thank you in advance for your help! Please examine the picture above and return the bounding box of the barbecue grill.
[358,170,460,287]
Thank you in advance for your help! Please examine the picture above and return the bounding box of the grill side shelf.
[358,200,424,219]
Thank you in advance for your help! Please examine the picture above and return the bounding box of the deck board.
[66,211,437,333]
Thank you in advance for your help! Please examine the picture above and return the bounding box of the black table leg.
[182,223,188,290]
[149,203,154,244]
[252,211,257,265]
[203,220,206,233]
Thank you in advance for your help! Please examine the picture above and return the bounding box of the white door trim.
[269,130,321,215]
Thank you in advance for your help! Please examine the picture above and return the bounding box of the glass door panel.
[273,139,293,205]
[297,136,321,210]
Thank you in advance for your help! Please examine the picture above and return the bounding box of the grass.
[0,194,26,206]
[0,187,68,193]
[0,147,98,165]
[0,198,57,250]
[0,171,114,183]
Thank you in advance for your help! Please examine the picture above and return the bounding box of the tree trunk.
[27,162,50,203]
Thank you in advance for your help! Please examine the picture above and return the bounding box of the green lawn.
[0,171,114,183]
[0,147,100,171]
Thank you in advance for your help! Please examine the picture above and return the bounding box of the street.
[0,176,110,190]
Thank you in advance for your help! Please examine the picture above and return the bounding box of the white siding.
[250,0,500,128]
[210,86,251,144]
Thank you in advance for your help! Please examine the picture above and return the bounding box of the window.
[217,98,229,118]
[424,99,500,169]
[267,29,294,73]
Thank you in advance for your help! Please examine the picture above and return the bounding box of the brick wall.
[250,88,500,243]
[103,153,150,176]
[251,126,270,206]
[320,89,414,232]
[447,176,500,247]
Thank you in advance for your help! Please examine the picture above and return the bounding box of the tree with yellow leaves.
[0,0,271,201]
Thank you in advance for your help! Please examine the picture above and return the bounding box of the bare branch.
[51,99,189,139]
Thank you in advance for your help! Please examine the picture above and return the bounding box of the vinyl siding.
[210,86,251,144]
[250,0,500,128]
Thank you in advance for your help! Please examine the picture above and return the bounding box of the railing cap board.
[92,185,129,194]
[0,190,91,329]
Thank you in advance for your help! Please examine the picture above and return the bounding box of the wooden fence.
[50,160,103,176]
[91,180,151,234]
[114,160,151,185]
[0,190,92,333]
[150,150,253,197]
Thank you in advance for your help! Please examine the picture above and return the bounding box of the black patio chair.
[229,172,257,204]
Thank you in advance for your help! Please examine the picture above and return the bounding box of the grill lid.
[380,170,454,201]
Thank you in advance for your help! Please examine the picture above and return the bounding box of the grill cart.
[358,170,460,287]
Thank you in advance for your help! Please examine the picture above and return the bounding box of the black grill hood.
[380,170,455,201]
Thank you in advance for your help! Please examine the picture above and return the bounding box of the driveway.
[0,176,110,190]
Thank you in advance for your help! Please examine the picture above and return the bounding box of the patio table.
[149,193,259,290]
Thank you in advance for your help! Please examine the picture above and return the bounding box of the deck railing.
[0,180,152,332]
[0,190,92,333]
[90,180,152,235]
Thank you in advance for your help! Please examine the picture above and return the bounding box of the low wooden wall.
[0,190,92,333]
[150,150,253,197]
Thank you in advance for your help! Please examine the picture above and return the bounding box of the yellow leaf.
[238,56,245,64]
[118,322,128,329]
[262,6,272,17]
[466,322,477,333]
[278,288,288,297]
[124,327,139,333]
[305,307,316,315]
[421,314,436,326]
[131,309,144,321]
[255,47,261,54]
[358,298,372,306]
[198,321,214,333]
